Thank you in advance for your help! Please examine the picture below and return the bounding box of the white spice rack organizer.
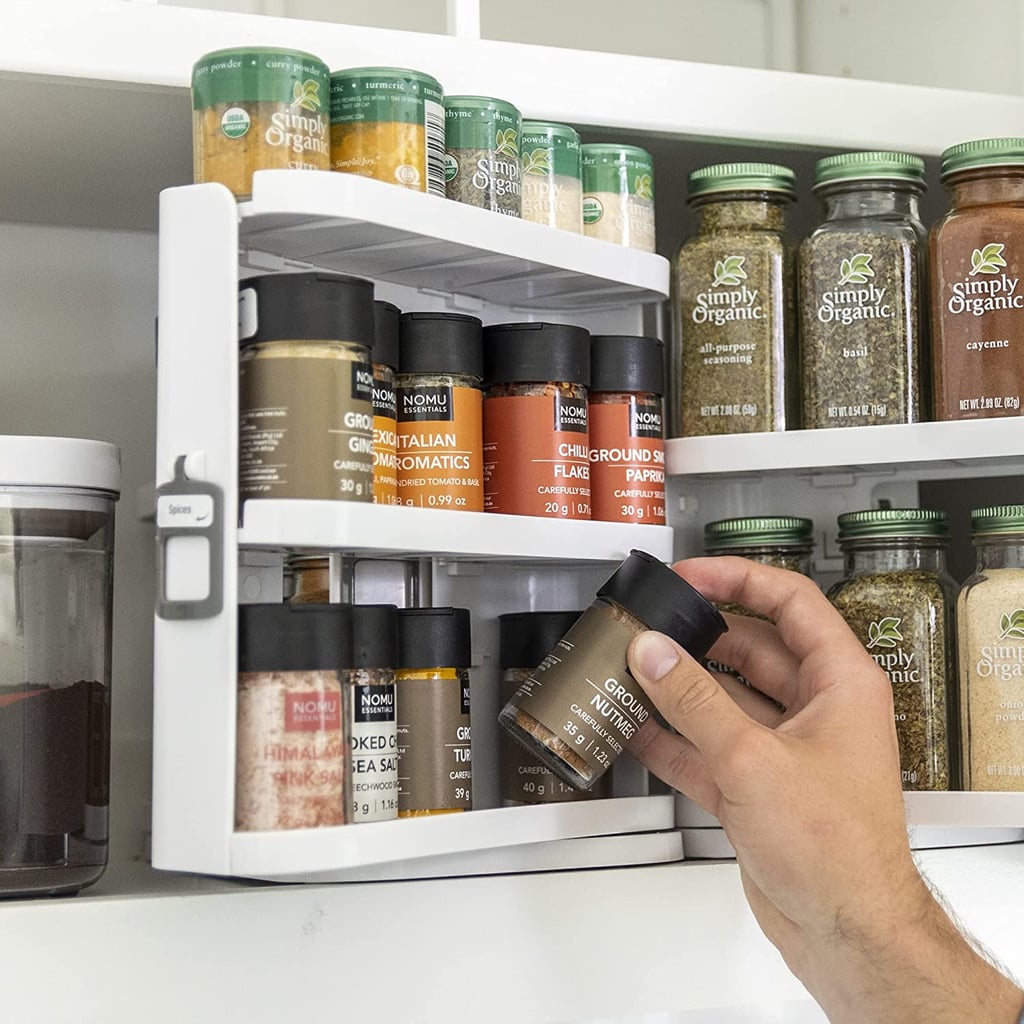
[152,175,677,883]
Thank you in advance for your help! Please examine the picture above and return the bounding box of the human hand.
[626,555,1023,1024]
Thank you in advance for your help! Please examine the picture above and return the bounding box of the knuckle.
[662,665,721,722]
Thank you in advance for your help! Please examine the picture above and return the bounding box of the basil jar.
[798,152,928,428]
[670,163,797,438]
[827,509,958,792]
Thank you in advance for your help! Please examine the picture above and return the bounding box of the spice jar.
[930,138,1024,420]
[396,607,473,816]
[827,509,957,792]
[958,505,1024,791]
[372,299,400,505]
[192,47,330,200]
[396,311,484,511]
[498,611,612,805]
[499,550,726,791]
[235,603,351,831]
[483,322,591,520]
[588,334,666,525]
[798,151,928,428]
[238,272,375,505]
[581,144,656,252]
[670,162,796,437]
[521,121,583,233]
[444,95,522,216]
[703,516,814,577]
[329,66,445,196]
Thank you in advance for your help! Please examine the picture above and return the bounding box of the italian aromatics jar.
[0,436,120,897]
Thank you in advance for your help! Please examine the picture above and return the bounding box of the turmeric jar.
[192,47,330,200]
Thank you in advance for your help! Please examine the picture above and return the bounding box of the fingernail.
[631,631,681,684]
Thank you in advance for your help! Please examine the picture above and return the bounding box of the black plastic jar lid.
[352,604,399,669]
[238,603,355,672]
[398,311,484,378]
[483,322,591,387]
[238,272,375,351]
[590,335,664,395]
[373,300,401,370]
[597,550,726,659]
[398,607,472,669]
[498,610,583,670]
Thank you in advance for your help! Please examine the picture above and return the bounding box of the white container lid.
[0,435,121,496]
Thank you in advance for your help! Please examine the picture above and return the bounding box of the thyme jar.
[444,95,521,216]
[798,152,928,428]
[670,163,796,437]
[958,505,1024,791]
[827,509,958,792]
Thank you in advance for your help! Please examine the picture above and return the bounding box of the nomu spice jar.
[521,121,583,232]
[372,300,401,505]
[192,47,330,200]
[581,144,656,252]
[499,550,726,790]
[238,272,375,505]
[444,95,522,216]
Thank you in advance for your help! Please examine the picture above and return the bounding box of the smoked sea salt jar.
[499,550,727,791]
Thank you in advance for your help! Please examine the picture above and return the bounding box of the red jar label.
[588,399,665,524]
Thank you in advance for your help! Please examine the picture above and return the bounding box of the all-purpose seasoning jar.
[238,272,375,504]
[192,47,330,200]
[396,607,473,816]
[483,322,591,520]
[581,144,656,252]
[670,163,797,437]
[372,299,400,505]
[444,95,522,216]
[235,603,351,832]
[498,611,612,805]
[930,138,1024,420]
[499,550,726,791]
[827,510,957,792]
[329,66,445,195]
[396,311,484,511]
[521,121,583,232]
[958,505,1024,791]
[799,151,928,428]
[588,334,666,525]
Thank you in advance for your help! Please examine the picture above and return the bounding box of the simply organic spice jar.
[958,505,1024,791]
[670,162,797,437]
[798,151,929,428]
[703,515,815,577]
[238,272,375,505]
[828,509,958,792]
[396,311,484,511]
[444,95,522,216]
[372,299,400,506]
[930,138,1024,420]
[499,550,726,791]
[483,321,591,520]
[581,144,656,252]
[520,121,583,232]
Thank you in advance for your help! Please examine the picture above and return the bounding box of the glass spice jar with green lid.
[703,515,814,576]
[670,162,797,438]
[798,151,928,429]
[827,508,958,792]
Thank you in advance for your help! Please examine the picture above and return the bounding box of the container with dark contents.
[372,299,400,505]
[0,436,120,897]
[396,311,484,511]
[235,603,351,831]
[498,611,612,805]
[396,607,473,816]
[588,334,666,525]
[483,321,591,520]
[238,272,375,505]
[444,95,521,216]
[499,550,726,790]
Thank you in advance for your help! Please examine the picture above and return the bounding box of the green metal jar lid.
[329,66,443,88]
[971,505,1024,534]
[704,516,814,548]
[194,45,327,64]
[581,143,653,163]
[523,121,580,142]
[813,151,926,189]
[837,508,948,539]
[445,95,520,115]
[940,138,1024,180]
[687,162,797,200]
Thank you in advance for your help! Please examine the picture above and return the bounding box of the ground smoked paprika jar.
[372,299,400,505]
[588,334,666,525]
[483,321,591,520]
[499,550,726,791]
[396,312,484,512]
[930,138,1024,420]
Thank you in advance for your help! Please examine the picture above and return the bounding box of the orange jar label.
[589,399,666,524]
[483,393,591,519]
[372,372,398,505]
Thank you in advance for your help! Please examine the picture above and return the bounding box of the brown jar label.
[396,669,472,814]
[588,400,666,524]
[396,385,483,510]
[239,355,374,501]
[347,681,399,822]
[483,394,591,518]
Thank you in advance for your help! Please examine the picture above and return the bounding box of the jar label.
[348,682,399,823]
[521,130,581,181]
[581,153,654,198]
[371,370,399,505]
